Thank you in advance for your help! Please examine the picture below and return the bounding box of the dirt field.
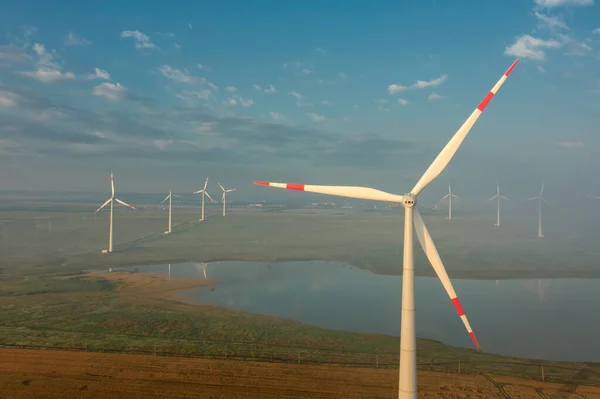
[0,349,598,399]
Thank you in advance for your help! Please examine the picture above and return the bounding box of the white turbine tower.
[526,181,549,238]
[94,171,136,253]
[161,191,181,234]
[254,59,518,399]
[218,183,236,216]
[438,184,458,220]
[193,177,215,221]
[487,181,508,227]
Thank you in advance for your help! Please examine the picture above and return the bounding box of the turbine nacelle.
[403,195,416,208]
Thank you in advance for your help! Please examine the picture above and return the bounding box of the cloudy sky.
[0,0,599,202]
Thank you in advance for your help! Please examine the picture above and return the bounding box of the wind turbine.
[254,59,518,399]
[526,181,549,238]
[487,181,508,227]
[161,191,181,234]
[218,183,236,216]
[438,184,459,220]
[94,171,136,253]
[193,177,215,221]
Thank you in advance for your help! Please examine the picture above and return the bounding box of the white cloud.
[239,97,254,107]
[21,68,75,82]
[388,75,447,95]
[306,112,326,122]
[226,86,237,93]
[288,91,305,99]
[301,68,315,74]
[397,98,409,105]
[538,65,547,72]
[208,82,218,91]
[65,32,91,46]
[339,72,348,79]
[534,0,593,7]
[226,97,237,105]
[504,34,561,60]
[388,84,408,94]
[93,82,128,100]
[158,65,204,84]
[197,63,212,71]
[0,90,20,107]
[428,93,444,100]
[252,84,261,91]
[264,84,277,93]
[534,11,569,29]
[594,28,600,35]
[320,100,330,105]
[414,75,447,89]
[188,23,193,30]
[121,30,156,49]
[87,68,110,80]
[558,34,592,56]
[177,90,211,102]
[556,140,584,149]
[315,47,327,55]
[295,101,313,108]
[269,111,286,121]
[374,99,388,104]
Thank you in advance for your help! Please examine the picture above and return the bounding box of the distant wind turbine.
[254,59,519,399]
[193,177,214,221]
[526,181,550,238]
[94,171,136,253]
[437,184,458,220]
[161,191,181,234]
[218,183,236,216]
[487,181,508,226]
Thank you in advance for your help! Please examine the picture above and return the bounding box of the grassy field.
[1,199,600,279]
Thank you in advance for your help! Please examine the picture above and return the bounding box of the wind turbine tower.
[193,177,214,221]
[526,181,550,238]
[254,59,519,399]
[94,171,136,253]
[439,184,458,220]
[487,181,508,226]
[218,183,236,216]
[161,191,181,234]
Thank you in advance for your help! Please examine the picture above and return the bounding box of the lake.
[112,261,600,362]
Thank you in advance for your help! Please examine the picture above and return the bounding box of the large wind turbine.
[94,171,136,253]
[254,59,518,399]
[218,183,236,216]
[526,181,550,238]
[438,184,458,220]
[161,191,181,234]
[487,181,508,227]
[193,177,214,221]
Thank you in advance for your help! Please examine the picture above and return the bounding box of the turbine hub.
[402,194,416,208]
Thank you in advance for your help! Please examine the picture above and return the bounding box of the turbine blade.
[451,194,459,198]
[161,194,170,203]
[203,177,209,190]
[227,189,236,192]
[94,198,111,214]
[525,196,540,202]
[115,198,136,210]
[110,170,115,197]
[487,195,498,202]
[413,208,481,351]
[193,189,203,194]
[254,181,405,203]
[542,197,551,206]
[441,194,450,200]
[205,192,215,202]
[500,195,509,201]
[218,182,225,191]
[411,59,518,196]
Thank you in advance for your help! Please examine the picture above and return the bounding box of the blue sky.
[0,0,599,202]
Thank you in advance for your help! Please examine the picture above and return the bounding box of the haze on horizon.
[0,0,599,203]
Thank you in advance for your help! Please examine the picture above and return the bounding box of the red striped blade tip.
[254,181,270,186]
[505,59,519,77]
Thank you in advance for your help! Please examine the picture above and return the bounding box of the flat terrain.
[1,348,599,399]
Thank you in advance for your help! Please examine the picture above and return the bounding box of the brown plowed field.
[1,349,599,398]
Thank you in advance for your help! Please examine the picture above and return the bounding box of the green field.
[1,198,600,387]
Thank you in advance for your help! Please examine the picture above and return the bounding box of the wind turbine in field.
[218,183,236,216]
[193,177,215,221]
[254,59,518,399]
[161,191,181,234]
[437,184,458,220]
[526,181,549,238]
[487,181,508,227]
[94,171,136,253]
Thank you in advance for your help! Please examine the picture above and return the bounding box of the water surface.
[113,261,600,362]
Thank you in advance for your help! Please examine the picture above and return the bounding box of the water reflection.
[110,261,600,362]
